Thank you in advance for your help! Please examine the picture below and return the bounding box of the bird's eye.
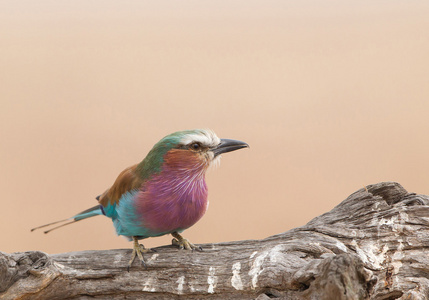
[190,143,201,151]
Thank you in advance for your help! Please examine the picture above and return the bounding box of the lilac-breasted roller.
[32,129,248,268]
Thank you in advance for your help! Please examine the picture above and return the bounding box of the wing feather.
[98,164,143,207]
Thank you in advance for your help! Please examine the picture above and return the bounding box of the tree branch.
[1,182,427,299]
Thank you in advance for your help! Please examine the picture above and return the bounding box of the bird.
[31,129,249,269]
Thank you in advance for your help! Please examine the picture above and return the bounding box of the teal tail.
[31,205,103,234]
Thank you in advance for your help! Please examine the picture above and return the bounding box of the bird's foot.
[171,232,203,251]
[127,237,155,271]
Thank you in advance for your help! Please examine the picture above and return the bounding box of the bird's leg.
[171,232,203,251]
[127,236,154,270]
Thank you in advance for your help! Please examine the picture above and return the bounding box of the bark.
[1,182,428,299]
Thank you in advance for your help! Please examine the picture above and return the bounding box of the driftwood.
[2,182,429,299]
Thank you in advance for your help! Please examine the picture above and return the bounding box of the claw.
[171,232,202,251]
[127,237,154,270]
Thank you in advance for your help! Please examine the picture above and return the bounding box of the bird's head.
[137,129,249,180]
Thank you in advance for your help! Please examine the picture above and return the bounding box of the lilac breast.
[134,170,209,234]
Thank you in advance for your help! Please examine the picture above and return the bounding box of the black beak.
[212,139,249,157]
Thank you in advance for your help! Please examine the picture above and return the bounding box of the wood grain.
[1,182,426,299]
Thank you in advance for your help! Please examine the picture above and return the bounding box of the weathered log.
[2,182,428,299]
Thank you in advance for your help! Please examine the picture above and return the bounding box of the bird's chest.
[135,177,208,233]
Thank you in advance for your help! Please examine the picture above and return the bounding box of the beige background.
[1,1,429,254]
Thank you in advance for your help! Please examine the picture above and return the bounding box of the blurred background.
[1,1,428,254]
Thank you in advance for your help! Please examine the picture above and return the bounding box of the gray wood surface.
[1,182,427,299]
